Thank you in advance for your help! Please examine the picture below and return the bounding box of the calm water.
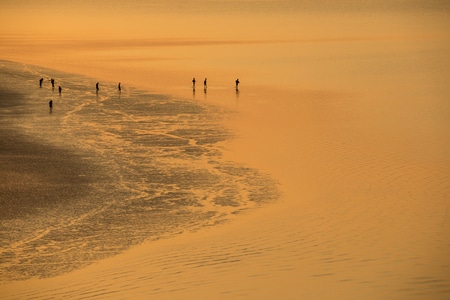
[2,0,450,93]
[1,1,450,298]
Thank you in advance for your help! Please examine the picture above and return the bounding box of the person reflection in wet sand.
[39,78,43,88]
[49,100,53,113]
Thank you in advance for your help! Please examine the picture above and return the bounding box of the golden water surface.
[1,1,450,299]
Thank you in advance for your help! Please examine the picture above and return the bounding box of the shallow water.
[0,60,278,281]
[1,1,450,299]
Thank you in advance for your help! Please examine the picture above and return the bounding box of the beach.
[1,1,450,299]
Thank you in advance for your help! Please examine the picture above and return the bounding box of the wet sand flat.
[1,1,450,299]
[0,60,278,287]
[1,66,449,299]
[0,87,107,221]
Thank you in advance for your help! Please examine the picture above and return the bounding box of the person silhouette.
[49,100,53,112]
[58,86,62,94]
[192,78,196,90]
[204,78,207,90]
[118,82,121,91]
[51,78,55,89]
[235,78,240,91]
[96,82,99,93]
[39,78,43,88]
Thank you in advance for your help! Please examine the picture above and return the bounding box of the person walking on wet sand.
[118,82,121,92]
[96,82,99,93]
[39,78,43,88]
[49,100,53,112]
[192,78,196,90]
[235,78,240,91]
[204,78,207,90]
[51,78,55,90]
[58,86,62,94]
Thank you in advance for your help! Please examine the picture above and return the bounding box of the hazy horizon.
[2,0,450,94]
[1,1,449,299]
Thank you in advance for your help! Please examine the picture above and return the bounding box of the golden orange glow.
[1,1,450,299]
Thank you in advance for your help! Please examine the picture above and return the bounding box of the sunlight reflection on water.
[0,61,279,281]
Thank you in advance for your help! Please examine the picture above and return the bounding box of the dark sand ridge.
[1,43,450,297]
[0,88,114,256]
[0,87,131,281]
[0,89,98,219]
[1,2,449,298]
[0,62,280,282]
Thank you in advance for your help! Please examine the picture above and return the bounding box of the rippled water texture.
[1,1,450,299]
[0,61,278,281]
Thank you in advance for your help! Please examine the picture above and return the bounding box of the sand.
[1,1,450,299]
[1,63,449,299]
[0,87,106,221]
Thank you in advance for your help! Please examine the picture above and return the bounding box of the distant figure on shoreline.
[51,78,55,90]
[58,86,62,94]
[192,78,196,90]
[235,78,240,91]
[49,100,53,112]
[204,78,207,91]
[118,82,121,92]
[96,82,99,93]
[39,78,43,88]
